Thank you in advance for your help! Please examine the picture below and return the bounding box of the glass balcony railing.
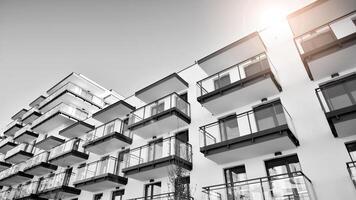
[123,136,192,169]
[294,11,356,55]
[127,192,193,200]
[128,93,190,126]
[37,170,75,193]
[202,172,316,200]
[85,118,131,144]
[21,107,41,124]
[5,143,34,160]
[0,162,26,180]
[199,101,296,148]
[3,120,23,135]
[23,151,50,171]
[196,53,276,97]
[31,103,88,128]
[347,161,356,187]
[76,156,122,182]
[39,82,104,109]
[13,180,39,199]
[49,138,87,160]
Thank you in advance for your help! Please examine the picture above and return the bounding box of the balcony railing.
[5,143,34,160]
[3,120,23,136]
[199,102,296,148]
[39,82,104,109]
[294,10,356,56]
[196,53,276,97]
[76,156,122,182]
[0,162,26,180]
[49,138,87,160]
[128,92,191,126]
[123,136,192,169]
[0,137,17,148]
[13,180,39,199]
[85,118,131,144]
[23,151,50,171]
[127,192,193,200]
[202,171,316,200]
[37,170,75,193]
[347,161,356,187]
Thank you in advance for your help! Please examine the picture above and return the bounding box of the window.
[145,182,161,199]
[151,102,165,116]
[214,74,231,90]
[254,101,287,131]
[176,93,188,115]
[94,193,103,200]
[218,114,239,141]
[147,138,163,162]
[224,165,247,200]
[346,141,356,161]
[112,190,124,200]
[175,176,190,198]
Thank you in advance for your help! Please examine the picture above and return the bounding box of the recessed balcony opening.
[48,138,89,167]
[4,143,34,164]
[202,171,316,200]
[37,169,81,199]
[12,180,47,200]
[128,92,191,139]
[122,136,192,181]
[13,126,39,144]
[73,156,127,192]
[0,138,18,154]
[0,163,34,186]
[288,0,356,80]
[3,120,23,137]
[92,100,135,123]
[197,53,281,115]
[316,72,356,137]
[83,118,132,155]
[35,135,65,151]
[21,107,42,125]
[23,151,58,176]
[31,103,88,134]
[11,108,28,121]
[59,121,94,139]
[200,99,299,164]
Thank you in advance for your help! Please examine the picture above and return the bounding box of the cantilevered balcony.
[83,118,132,155]
[21,107,42,125]
[23,151,57,176]
[0,155,11,172]
[0,163,34,186]
[31,103,89,134]
[48,138,89,167]
[128,93,191,139]
[38,82,104,114]
[200,99,299,164]
[4,143,34,164]
[202,171,316,200]
[11,109,28,121]
[74,156,127,192]
[122,136,192,181]
[13,125,39,143]
[197,53,281,115]
[288,0,356,80]
[59,121,94,139]
[0,138,18,154]
[35,135,65,151]
[37,169,81,199]
[3,120,23,137]
[127,192,193,200]
[13,181,47,200]
[92,100,135,123]
[347,161,356,188]
[316,72,356,137]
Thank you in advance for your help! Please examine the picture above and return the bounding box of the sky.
[0,0,313,127]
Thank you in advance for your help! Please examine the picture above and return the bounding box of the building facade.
[1,0,356,199]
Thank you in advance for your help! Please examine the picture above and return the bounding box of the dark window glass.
[145,182,161,199]
[346,141,356,161]
[175,130,189,143]
[219,115,239,141]
[224,165,247,200]
[175,176,190,198]
[254,101,286,131]
[94,193,103,200]
[321,78,356,111]
[112,190,124,200]
[151,102,165,115]
[214,74,231,90]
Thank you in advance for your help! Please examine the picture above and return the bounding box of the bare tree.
[168,164,195,200]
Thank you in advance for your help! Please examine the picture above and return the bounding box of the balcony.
[200,99,299,164]
[128,93,191,139]
[4,143,34,164]
[83,118,132,155]
[316,72,356,137]
[128,192,193,200]
[0,163,34,186]
[92,100,135,123]
[48,138,89,167]
[74,156,127,192]
[202,171,316,200]
[0,138,18,154]
[3,120,23,137]
[197,53,281,115]
[347,161,356,188]
[122,136,192,181]
[0,155,11,172]
[35,135,65,151]
[23,151,57,176]
[29,95,46,108]
[59,121,94,139]
[37,169,81,199]
[12,181,47,200]
[21,107,42,125]
[38,82,104,114]
[31,103,89,134]
[13,125,39,143]
[288,0,356,80]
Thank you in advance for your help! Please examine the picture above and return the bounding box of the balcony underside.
[0,161,11,172]
[14,130,39,144]
[74,173,128,192]
[35,135,65,151]
[4,123,23,137]
[32,112,78,134]
[83,132,132,155]
[24,162,58,176]
[0,142,18,154]
[59,121,94,139]
[49,151,89,167]
[200,125,299,164]
[38,186,81,199]
[198,71,281,115]
[326,104,356,138]
[14,194,47,200]
[304,33,356,80]
[5,151,34,164]
[93,100,135,123]
[0,172,34,186]
[22,110,42,125]
[122,156,192,181]
[128,108,191,139]
[39,91,100,113]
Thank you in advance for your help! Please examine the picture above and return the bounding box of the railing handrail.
[127,192,193,200]
[90,117,125,133]
[77,156,117,168]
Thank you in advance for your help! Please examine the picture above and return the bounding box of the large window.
[147,138,163,162]
[346,141,356,161]
[93,193,103,200]
[254,101,287,131]
[218,115,239,142]
[145,182,162,199]
[214,74,231,90]
[321,78,356,111]
[224,165,247,200]
[112,190,124,200]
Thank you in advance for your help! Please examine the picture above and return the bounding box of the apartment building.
[0,0,356,199]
